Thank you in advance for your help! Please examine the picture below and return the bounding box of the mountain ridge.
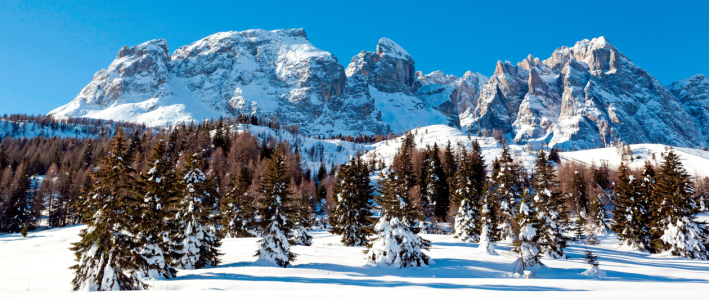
[50,29,708,150]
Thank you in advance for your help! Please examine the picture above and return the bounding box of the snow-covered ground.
[1,224,708,299]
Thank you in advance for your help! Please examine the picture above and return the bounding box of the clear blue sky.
[1,0,707,115]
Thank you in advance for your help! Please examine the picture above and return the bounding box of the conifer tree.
[422,143,450,221]
[571,171,589,242]
[291,196,313,246]
[650,149,709,259]
[531,151,567,258]
[70,130,145,291]
[492,147,523,241]
[452,143,486,242]
[3,161,35,233]
[222,167,256,238]
[255,147,297,267]
[611,162,650,251]
[589,194,608,235]
[513,190,541,277]
[477,192,499,255]
[136,141,179,279]
[366,169,431,268]
[174,153,222,269]
[330,155,374,246]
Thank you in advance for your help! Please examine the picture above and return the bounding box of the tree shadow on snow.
[173,272,584,291]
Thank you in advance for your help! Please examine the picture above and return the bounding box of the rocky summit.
[50,30,708,149]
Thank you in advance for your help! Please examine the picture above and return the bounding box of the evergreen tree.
[531,151,567,258]
[477,192,499,255]
[255,147,297,267]
[70,130,145,291]
[329,155,375,246]
[291,196,313,246]
[513,190,542,277]
[611,162,650,251]
[492,147,523,241]
[571,171,589,242]
[135,141,179,279]
[222,167,256,238]
[174,153,222,269]
[589,194,608,235]
[452,143,486,242]
[650,149,709,259]
[422,143,450,221]
[366,169,431,268]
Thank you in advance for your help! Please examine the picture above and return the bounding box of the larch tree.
[329,155,375,246]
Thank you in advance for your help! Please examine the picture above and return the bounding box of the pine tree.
[513,190,541,277]
[611,162,650,251]
[70,130,146,291]
[492,147,523,241]
[422,143,450,221]
[531,151,567,258]
[452,142,486,242]
[581,249,605,278]
[477,192,499,255]
[135,141,179,279]
[174,153,222,269]
[330,155,375,246]
[571,171,589,242]
[291,196,313,246]
[650,149,708,259]
[366,169,431,268]
[255,147,297,267]
[222,167,256,238]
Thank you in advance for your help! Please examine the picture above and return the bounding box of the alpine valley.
[48,29,709,150]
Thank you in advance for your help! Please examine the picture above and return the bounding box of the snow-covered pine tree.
[70,130,146,291]
[291,196,313,246]
[513,190,541,277]
[452,141,486,242]
[222,167,256,238]
[135,141,179,279]
[2,160,35,233]
[477,191,499,255]
[329,155,374,246]
[492,147,523,241]
[422,143,450,221]
[255,147,297,267]
[366,169,431,268]
[571,171,589,242]
[531,151,567,258]
[174,153,222,269]
[589,194,608,235]
[650,149,709,259]
[581,249,605,278]
[611,162,650,251]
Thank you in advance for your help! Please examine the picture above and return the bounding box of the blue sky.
[1,0,707,115]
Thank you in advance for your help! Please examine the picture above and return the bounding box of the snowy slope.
[559,144,709,177]
[1,224,708,299]
[0,120,96,139]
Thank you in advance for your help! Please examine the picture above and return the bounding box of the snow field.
[1,223,708,299]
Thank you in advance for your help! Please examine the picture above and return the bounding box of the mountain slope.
[51,31,708,150]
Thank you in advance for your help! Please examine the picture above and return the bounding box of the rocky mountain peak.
[345,37,416,94]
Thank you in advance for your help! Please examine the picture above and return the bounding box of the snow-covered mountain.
[50,29,452,135]
[51,30,708,150]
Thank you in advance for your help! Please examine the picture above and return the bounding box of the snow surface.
[1,222,709,299]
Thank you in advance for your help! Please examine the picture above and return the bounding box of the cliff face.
[51,31,708,149]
